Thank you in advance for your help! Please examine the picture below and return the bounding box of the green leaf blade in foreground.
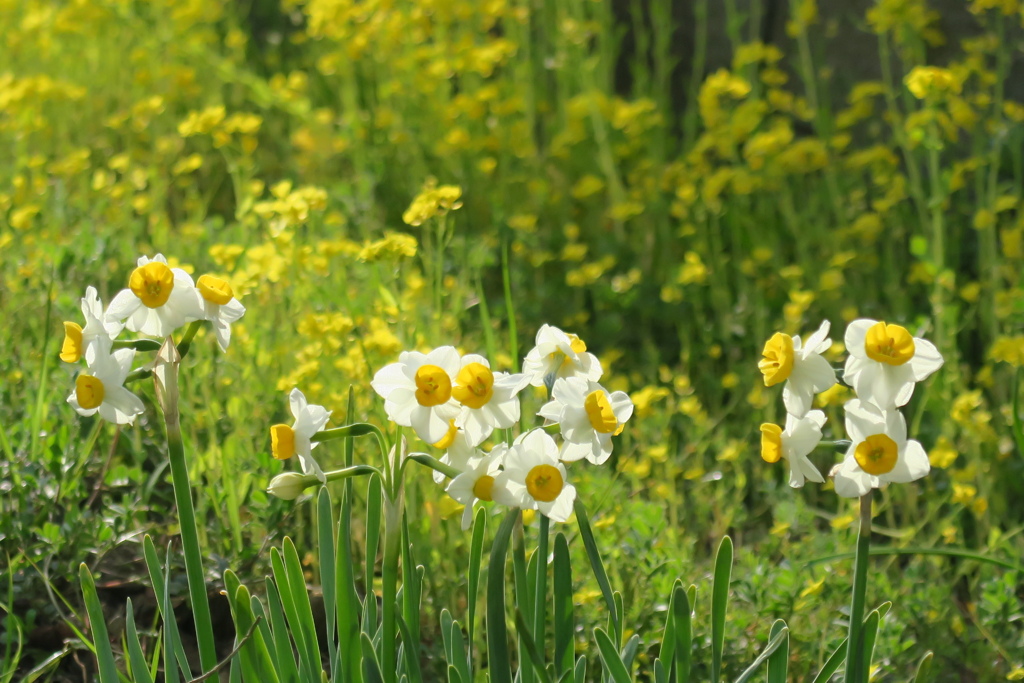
[467,506,487,675]
[765,619,789,683]
[125,599,155,683]
[731,625,789,683]
[711,536,733,683]
[553,532,575,678]
[593,627,632,683]
[913,652,934,682]
[810,637,847,683]
[486,509,520,683]
[317,488,338,676]
[671,582,692,683]
[79,565,118,683]
[574,499,619,640]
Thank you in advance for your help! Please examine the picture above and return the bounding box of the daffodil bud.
[267,472,318,500]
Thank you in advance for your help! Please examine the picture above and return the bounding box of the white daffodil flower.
[522,324,603,388]
[195,274,245,351]
[451,354,529,445]
[446,446,507,530]
[538,377,633,465]
[758,320,837,417]
[270,388,331,483]
[67,344,145,425]
[60,286,123,363]
[493,429,576,523]
[759,410,827,488]
[371,346,462,444]
[843,319,943,410]
[831,399,930,498]
[106,254,204,338]
[431,428,481,484]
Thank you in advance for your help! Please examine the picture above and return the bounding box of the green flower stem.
[112,339,162,351]
[153,339,217,673]
[406,452,461,480]
[311,423,385,444]
[843,491,873,683]
[324,465,381,481]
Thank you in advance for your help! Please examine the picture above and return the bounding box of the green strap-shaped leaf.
[365,476,383,606]
[670,583,692,683]
[487,509,520,683]
[265,578,301,683]
[142,536,190,676]
[271,547,319,680]
[447,664,463,683]
[711,536,733,683]
[810,637,847,683]
[594,627,632,683]
[448,618,472,683]
[515,609,553,683]
[860,609,881,677]
[574,500,619,640]
[125,599,155,683]
[361,633,384,683]
[912,652,934,682]
[396,613,423,683]
[317,488,338,677]
[553,533,575,678]
[467,506,487,675]
[78,566,118,683]
[765,619,789,683]
[732,626,789,683]
[573,655,587,683]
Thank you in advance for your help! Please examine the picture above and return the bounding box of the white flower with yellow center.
[60,286,123,363]
[757,320,837,418]
[522,324,603,388]
[493,429,576,523]
[446,446,508,530]
[195,274,245,351]
[431,426,481,484]
[269,388,331,483]
[843,319,943,409]
[371,346,462,444]
[538,377,633,465]
[66,344,145,425]
[759,410,826,488]
[106,254,204,338]
[831,399,929,498]
[451,354,529,445]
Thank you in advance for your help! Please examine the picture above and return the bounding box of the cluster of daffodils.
[62,254,245,424]
[270,325,633,527]
[758,319,943,497]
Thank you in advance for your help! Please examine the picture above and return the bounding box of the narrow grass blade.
[163,546,180,683]
[79,565,118,683]
[711,536,733,683]
[447,665,463,683]
[361,633,384,683]
[142,536,190,676]
[731,625,789,683]
[401,517,423,648]
[621,633,640,672]
[532,515,550,675]
[844,494,873,683]
[318,488,338,676]
[653,658,667,683]
[810,637,847,683]
[594,627,631,683]
[765,619,789,683]
[515,609,553,683]
[573,655,586,683]
[804,547,1024,574]
[487,509,520,683]
[670,583,692,683]
[860,609,881,677]
[573,500,619,640]
[912,652,933,682]
[396,613,423,683]
[513,517,535,683]
[440,609,455,665]
[365,476,383,601]
[285,538,324,671]
[265,578,301,683]
[125,600,155,683]
[467,506,487,675]
[249,595,280,677]
[271,546,319,679]
[553,533,574,678]
[448,619,471,683]
[337,481,362,683]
